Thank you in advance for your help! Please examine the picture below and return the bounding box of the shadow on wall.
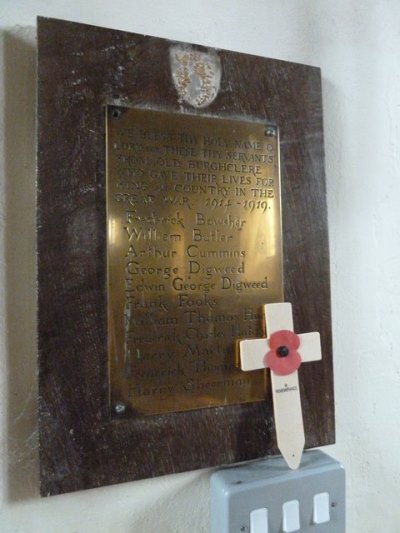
[2,26,39,502]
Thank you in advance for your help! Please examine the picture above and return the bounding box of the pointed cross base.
[239,303,322,469]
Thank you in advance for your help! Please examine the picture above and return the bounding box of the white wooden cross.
[239,302,322,469]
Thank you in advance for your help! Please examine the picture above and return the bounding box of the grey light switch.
[210,450,345,533]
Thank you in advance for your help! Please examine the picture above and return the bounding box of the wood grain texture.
[37,17,334,496]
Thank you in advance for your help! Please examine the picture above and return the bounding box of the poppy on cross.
[238,302,322,469]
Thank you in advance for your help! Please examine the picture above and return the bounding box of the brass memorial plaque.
[107,107,283,416]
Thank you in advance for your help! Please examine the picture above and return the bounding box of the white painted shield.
[169,45,221,108]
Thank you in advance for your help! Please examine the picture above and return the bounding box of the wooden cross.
[239,302,322,469]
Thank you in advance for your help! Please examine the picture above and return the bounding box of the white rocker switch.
[282,500,300,532]
[313,492,330,524]
[250,508,269,533]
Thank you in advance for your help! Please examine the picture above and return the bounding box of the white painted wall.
[1,1,399,531]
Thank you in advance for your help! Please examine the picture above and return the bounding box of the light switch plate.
[210,450,345,532]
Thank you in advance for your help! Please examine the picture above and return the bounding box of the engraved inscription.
[107,107,283,416]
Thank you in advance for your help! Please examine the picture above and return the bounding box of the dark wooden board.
[37,17,334,496]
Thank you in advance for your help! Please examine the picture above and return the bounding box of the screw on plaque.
[114,402,126,414]
[111,107,123,119]
[265,126,277,137]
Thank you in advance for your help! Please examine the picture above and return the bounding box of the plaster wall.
[1,1,400,531]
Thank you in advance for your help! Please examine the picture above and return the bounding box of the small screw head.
[265,126,276,137]
[240,527,248,532]
[114,402,126,414]
[111,107,122,119]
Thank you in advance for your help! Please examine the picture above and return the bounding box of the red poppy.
[264,329,302,376]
